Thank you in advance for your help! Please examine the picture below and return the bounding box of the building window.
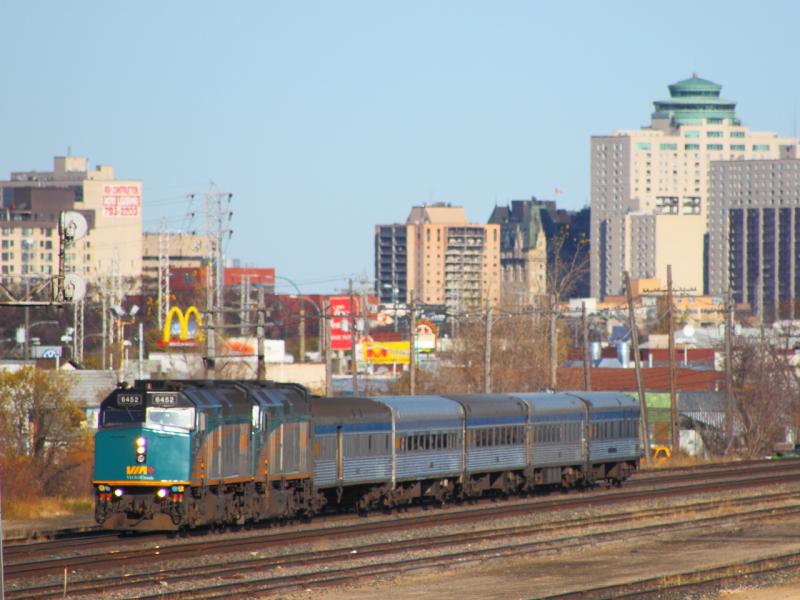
[660,143,677,151]
[707,144,723,151]
[635,142,651,151]
[685,144,700,150]
[707,131,723,138]
[731,131,745,138]
[707,117,723,124]
[731,144,745,151]
[753,144,770,152]
[685,131,700,138]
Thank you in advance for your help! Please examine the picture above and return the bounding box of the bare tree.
[727,331,800,457]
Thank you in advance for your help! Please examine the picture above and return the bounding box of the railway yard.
[6,459,800,599]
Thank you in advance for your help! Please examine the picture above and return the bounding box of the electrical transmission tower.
[157,220,171,330]
[189,183,233,375]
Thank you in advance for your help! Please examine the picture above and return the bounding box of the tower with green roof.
[651,73,740,128]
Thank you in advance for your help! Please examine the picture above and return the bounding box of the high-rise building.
[374,203,500,314]
[591,75,796,299]
[708,148,800,322]
[0,156,142,286]
[374,223,409,306]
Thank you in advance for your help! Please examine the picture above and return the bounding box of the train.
[92,380,640,531]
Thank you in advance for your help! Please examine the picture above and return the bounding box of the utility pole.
[205,264,216,379]
[73,299,84,364]
[137,322,144,380]
[484,296,492,393]
[667,265,679,453]
[1,465,5,600]
[324,298,333,396]
[299,298,306,363]
[549,293,558,390]
[23,277,30,360]
[625,271,652,465]
[582,301,591,391]
[101,294,108,370]
[409,291,416,395]
[239,275,251,336]
[724,289,734,453]
[257,287,265,381]
[349,278,357,396]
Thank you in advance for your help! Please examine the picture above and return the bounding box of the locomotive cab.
[93,387,194,530]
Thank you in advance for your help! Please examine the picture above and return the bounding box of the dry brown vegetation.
[0,367,93,515]
[390,309,567,395]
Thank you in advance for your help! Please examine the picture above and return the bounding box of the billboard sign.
[415,320,438,352]
[361,341,411,365]
[329,296,359,351]
[102,184,141,218]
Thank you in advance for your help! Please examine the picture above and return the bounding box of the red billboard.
[224,267,275,287]
[329,296,358,351]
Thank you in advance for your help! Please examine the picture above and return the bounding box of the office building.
[591,75,796,299]
[374,223,409,306]
[708,149,800,321]
[0,155,142,286]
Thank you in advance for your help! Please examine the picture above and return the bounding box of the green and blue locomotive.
[93,380,319,531]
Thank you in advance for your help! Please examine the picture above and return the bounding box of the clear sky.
[2,1,799,294]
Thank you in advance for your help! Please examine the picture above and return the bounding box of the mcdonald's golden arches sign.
[161,306,204,347]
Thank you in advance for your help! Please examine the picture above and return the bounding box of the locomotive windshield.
[146,406,195,431]
[99,390,194,431]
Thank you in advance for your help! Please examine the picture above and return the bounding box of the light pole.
[275,275,306,362]
[110,304,139,381]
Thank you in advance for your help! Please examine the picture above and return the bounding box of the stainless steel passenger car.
[373,395,464,484]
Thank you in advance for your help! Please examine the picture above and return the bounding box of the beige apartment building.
[0,156,143,288]
[591,75,797,299]
[376,203,500,314]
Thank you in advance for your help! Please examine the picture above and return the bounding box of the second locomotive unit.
[93,380,639,530]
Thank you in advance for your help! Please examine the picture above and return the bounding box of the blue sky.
[2,1,799,293]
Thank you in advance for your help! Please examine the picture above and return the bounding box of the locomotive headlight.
[156,488,168,498]
[135,436,147,463]
[113,488,124,497]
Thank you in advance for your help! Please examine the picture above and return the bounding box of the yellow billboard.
[362,341,410,365]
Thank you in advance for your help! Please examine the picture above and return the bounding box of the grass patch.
[3,496,94,521]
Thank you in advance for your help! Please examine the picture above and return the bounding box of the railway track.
[8,459,800,579]
[5,456,799,563]
[16,488,800,599]
[6,461,800,598]
[540,551,800,599]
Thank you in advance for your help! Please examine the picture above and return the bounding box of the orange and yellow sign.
[362,341,411,365]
